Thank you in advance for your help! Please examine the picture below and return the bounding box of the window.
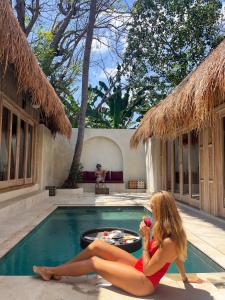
[165,132,199,202]
[191,131,199,199]
[19,120,25,179]
[27,124,33,178]
[182,134,189,195]
[10,114,17,179]
[223,118,225,207]
[166,141,171,191]
[0,107,10,181]
[0,99,36,189]
[174,138,180,193]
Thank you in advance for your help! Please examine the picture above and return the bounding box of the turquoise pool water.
[0,206,224,275]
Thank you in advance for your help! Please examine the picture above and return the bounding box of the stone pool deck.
[0,192,225,299]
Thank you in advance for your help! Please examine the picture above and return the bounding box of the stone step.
[0,190,49,223]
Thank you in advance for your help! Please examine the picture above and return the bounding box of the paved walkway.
[0,192,225,299]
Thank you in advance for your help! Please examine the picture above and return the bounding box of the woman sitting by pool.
[33,191,202,297]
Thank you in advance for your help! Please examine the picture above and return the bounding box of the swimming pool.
[0,206,224,275]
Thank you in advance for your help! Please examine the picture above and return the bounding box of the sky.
[15,0,225,102]
[88,0,135,89]
[89,0,225,91]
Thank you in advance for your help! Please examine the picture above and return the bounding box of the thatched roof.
[0,0,72,138]
[130,38,225,147]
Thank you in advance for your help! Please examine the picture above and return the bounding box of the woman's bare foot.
[33,266,51,281]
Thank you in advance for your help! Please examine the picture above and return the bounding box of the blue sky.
[89,0,225,91]
[88,0,135,89]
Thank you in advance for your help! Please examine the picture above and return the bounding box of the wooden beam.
[1,91,38,124]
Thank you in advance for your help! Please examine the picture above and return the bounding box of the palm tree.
[63,0,97,188]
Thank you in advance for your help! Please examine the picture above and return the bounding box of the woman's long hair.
[151,191,187,261]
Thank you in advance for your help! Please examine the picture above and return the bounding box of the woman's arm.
[142,238,177,276]
[175,258,205,284]
[175,258,188,282]
[139,221,177,276]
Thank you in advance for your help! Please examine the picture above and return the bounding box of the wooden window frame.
[219,113,225,212]
[163,133,200,208]
[0,93,37,190]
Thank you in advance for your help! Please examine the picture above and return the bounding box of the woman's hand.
[183,276,206,284]
[139,220,151,246]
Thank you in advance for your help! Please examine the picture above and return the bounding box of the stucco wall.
[37,125,146,189]
[145,138,161,194]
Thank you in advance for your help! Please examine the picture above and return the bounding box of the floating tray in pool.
[80,227,142,253]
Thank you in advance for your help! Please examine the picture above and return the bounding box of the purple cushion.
[111,171,123,181]
[105,171,110,181]
[82,171,87,182]
[82,171,96,182]
[86,171,96,181]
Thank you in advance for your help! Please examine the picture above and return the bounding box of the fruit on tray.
[108,230,124,239]
[123,235,139,241]
[144,217,152,227]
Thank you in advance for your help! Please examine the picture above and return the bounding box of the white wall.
[37,126,146,189]
[145,138,161,194]
[81,136,123,171]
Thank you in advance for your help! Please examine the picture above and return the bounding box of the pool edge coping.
[0,199,225,274]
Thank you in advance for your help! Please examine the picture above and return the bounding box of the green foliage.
[32,28,81,126]
[124,0,224,113]
[32,29,55,75]
[86,67,142,128]
[62,162,84,188]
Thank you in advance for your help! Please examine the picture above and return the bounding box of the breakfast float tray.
[80,227,142,253]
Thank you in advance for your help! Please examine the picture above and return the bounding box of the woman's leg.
[49,240,138,280]
[34,256,154,297]
[64,239,138,266]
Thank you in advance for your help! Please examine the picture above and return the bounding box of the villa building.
[131,38,225,219]
[0,1,146,198]
[0,0,71,194]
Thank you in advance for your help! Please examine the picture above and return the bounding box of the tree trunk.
[63,0,97,188]
[15,0,26,33]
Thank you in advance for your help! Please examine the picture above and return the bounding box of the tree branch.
[50,0,79,52]
[26,0,41,36]
[15,0,26,33]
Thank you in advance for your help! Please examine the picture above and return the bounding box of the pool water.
[0,206,224,275]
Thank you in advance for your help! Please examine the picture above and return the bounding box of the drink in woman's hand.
[144,217,152,227]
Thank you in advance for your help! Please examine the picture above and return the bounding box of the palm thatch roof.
[130,38,225,148]
[0,0,72,138]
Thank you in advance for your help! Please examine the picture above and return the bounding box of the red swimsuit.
[134,238,170,288]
